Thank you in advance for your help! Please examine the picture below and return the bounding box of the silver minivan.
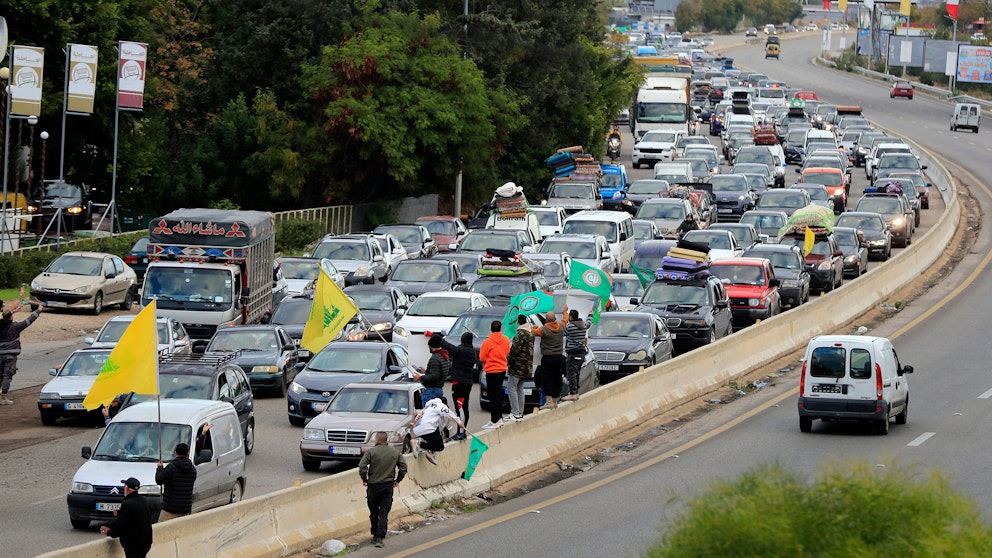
[67,399,247,529]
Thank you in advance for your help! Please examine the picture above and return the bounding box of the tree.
[701,0,746,33]
[676,0,702,33]
[646,461,992,557]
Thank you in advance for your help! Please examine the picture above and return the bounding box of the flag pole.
[355,308,392,344]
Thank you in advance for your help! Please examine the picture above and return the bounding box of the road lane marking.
[907,432,936,447]
[31,494,66,506]
[978,387,992,399]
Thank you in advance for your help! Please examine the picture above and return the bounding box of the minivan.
[562,210,636,272]
[67,399,248,529]
[798,335,913,435]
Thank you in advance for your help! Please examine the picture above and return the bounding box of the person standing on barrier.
[532,310,565,410]
[479,320,510,428]
[358,431,408,548]
[506,315,534,421]
[431,330,479,441]
[563,308,592,402]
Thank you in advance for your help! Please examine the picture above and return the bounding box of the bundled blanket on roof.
[779,205,835,237]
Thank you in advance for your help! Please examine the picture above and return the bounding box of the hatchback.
[890,81,914,99]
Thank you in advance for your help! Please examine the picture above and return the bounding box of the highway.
[3,33,988,557]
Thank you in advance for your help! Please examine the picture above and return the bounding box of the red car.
[708,258,781,327]
[414,215,467,252]
[890,81,914,99]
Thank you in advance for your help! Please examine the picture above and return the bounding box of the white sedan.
[395,291,491,368]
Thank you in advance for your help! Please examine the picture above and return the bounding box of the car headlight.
[682,319,707,327]
[748,298,762,306]
[138,484,162,496]
[817,261,833,271]
[891,217,904,226]
[621,199,634,207]
[252,365,279,373]
[353,267,371,277]
[289,382,306,395]
[627,350,647,361]
[71,482,94,494]
[393,326,408,338]
[303,428,325,440]
[781,279,799,287]
[30,280,41,290]
[66,207,83,215]
[373,430,403,443]
[72,285,91,294]
[27,205,39,213]
[870,239,886,246]
[40,392,61,399]
[845,255,859,263]
[370,322,392,333]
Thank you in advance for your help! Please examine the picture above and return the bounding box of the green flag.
[461,435,489,481]
[502,289,555,337]
[568,260,613,302]
[629,261,656,288]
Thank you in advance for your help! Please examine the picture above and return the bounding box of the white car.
[37,347,113,425]
[85,315,192,355]
[632,129,687,168]
[681,229,744,261]
[372,232,409,272]
[538,234,616,274]
[530,206,568,237]
[395,291,491,368]
[277,257,344,295]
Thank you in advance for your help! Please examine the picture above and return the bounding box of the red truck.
[708,257,781,327]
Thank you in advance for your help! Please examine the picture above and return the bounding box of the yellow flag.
[899,0,910,15]
[83,301,159,410]
[838,0,847,10]
[301,268,358,354]
[803,227,815,257]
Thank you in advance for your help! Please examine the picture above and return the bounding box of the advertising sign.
[117,41,148,110]
[957,45,992,84]
[67,44,98,114]
[10,46,44,116]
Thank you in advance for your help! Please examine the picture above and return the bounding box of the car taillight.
[125,255,137,265]
[799,361,806,396]
[875,363,883,399]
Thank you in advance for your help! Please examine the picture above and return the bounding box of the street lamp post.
[25,115,37,199]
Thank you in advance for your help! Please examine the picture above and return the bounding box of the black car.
[343,284,411,343]
[742,244,811,308]
[779,232,844,292]
[203,325,299,396]
[707,174,756,221]
[587,312,673,383]
[835,212,892,260]
[29,181,91,231]
[833,226,869,278]
[286,341,415,425]
[633,275,733,353]
[385,259,468,298]
[469,274,550,307]
[110,352,256,454]
[372,224,438,259]
[124,236,150,283]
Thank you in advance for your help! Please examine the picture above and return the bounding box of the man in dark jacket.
[359,431,407,548]
[155,443,197,520]
[0,300,41,404]
[100,477,153,557]
[433,331,479,441]
[414,335,450,403]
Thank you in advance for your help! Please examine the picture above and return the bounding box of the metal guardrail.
[821,57,992,110]
[273,205,353,236]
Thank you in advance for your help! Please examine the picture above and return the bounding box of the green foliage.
[275,219,324,254]
[675,1,701,33]
[0,232,146,289]
[646,461,992,558]
[363,203,399,230]
[745,0,803,27]
[208,198,241,210]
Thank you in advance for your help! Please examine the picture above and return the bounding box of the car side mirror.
[295,362,306,371]
[49,368,57,376]
[195,449,213,465]
[105,271,117,279]
[900,364,914,375]
[448,243,458,250]
[378,275,388,284]
[284,344,296,352]
[715,299,729,308]
[82,446,92,459]
[629,297,639,305]
[220,396,234,405]
[192,340,208,354]
[769,278,780,288]
[84,337,95,345]
[522,246,535,253]
[921,165,927,170]
[373,255,384,262]
[455,277,468,285]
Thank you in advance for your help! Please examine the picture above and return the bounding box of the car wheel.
[243,420,255,455]
[799,416,812,433]
[41,413,57,426]
[883,247,891,261]
[70,518,90,530]
[92,292,103,315]
[875,417,890,435]
[708,327,717,344]
[120,287,134,311]
[229,480,244,503]
[895,398,908,425]
[302,457,321,472]
[289,415,304,426]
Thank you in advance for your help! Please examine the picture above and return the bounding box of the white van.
[486,210,543,244]
[562,210,635,271]
[67,399,248,528]
[951,102,980,133]
[797,335,914,435]
[653,161,694,184]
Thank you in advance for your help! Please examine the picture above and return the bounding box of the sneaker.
[513,414,524,421]
[563,394,579,402]
[0,394,12,405]
[502,415,518,423]
[412,442,422,459]
[453,432,467,441]
[482,420,504,429]
[425,451,437,465]
[373,537,384,548]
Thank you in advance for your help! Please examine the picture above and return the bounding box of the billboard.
[117,41,148,110]
[67,44,98,114]
[10,46,44,116]
[957,45,992,84]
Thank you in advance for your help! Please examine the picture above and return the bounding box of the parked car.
[30,251,137,314]
[587,312,673,383]
[37,347,113,425]
[85,315,192,355]
[300,381,426,470]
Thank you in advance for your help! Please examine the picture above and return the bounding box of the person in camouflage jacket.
[505,315,535,421]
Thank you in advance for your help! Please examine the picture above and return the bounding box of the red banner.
[947,0,959,21]
[823,0,831,10]
[117,41,147,110]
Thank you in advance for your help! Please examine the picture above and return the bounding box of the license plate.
[600,364,620,371]
[812,384,842,394]
[47,301,67,308]
[523,388,532,395]
[96,502,121,512]
[298,350,311,358]
[670,333,677,339]
[718,208,733,213]
[64,402,86,411]
[312,401,328,412]
[329,446,361,456]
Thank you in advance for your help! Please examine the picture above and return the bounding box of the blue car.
[599,164,636,214]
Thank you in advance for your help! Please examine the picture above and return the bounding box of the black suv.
[29,181,91,231]
[780,232,844,292]
[632,275,733,353]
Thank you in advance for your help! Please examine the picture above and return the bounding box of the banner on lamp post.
[899,0,911,16]
[946,0,959,21]
[10,46,44,116]
[67,44,98,114]
[117,41,147,110]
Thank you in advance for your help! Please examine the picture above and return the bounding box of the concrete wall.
[39,154,958,558]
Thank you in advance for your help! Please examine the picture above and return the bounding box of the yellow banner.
[83,301,159,410]
[67,44,98,114]
[900,0,911,15]
[10,46,44,116]
[301,269,358,354]
[803,227,815,257]
[838,0,847,11]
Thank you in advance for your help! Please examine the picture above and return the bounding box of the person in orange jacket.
[479,320,510,429]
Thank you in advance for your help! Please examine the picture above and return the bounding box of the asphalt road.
[1,33,985,557]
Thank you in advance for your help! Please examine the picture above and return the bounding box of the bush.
[276,219,324,255]
[646,460,992,557]
[0,232,146,288]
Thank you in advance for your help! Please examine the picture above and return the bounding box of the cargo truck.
[141,208,275,339]
[631,75,692,138]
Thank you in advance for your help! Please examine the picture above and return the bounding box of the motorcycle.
[606,136,621,163]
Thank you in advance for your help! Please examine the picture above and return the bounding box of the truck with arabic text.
[140,208,275,339]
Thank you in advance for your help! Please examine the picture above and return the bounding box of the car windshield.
[312,241,370,261]
[449,313,498,339]
[781,236,832,256]
[92,422,192,462]
[308,347,383,373]
[96,321,170,345]
[406,296,474,317]
[600,174,623,189]
[540,241,597,259]
[683,231,732,250]
[612,278,644,298]
[460,232,519,253]
[736,152,772,165]
[47,254,103,276]
[441,256,480,274]
[804,172,842,187]
[747,249,801,270]
[562,219,619,243]
[533,260,564,277]
[878,155,918,170]
[154,374,213,400]
[637,102,689,123]
[590,316,650,338]
[641,282,708,305]
[709,177,748,192]
[45,183,83,199]
[834,230,859,246]
[836,215,883,232]
[637,203,686,220]
[470,279,528,300]
[417,220,457,236]
[710,264,765,285]
[59,350,112,376]
[327,387,409,414]
[550,183,595,199]
[641,131,679,143]
[686,160,709,174]
[392,262,449,282]
[347,292,395,312]
[375,226,421,246]
[209,330,279,352]
[142,267,234,305]
[280,260,321,281]
[857,199,901,214]
[534,211,561,226]
[740,213,785,231]
[800,187,830,201]
[759,193,805,208]
[633,222,655,240]
[271,299,313,324]
[733,164,768,176]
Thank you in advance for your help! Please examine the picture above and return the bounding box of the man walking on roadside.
[479,320,510,429]
[0,300,42,405]
[155,443,197,520]
[358,432,408,548]
[532,310,565,410]
[100,477,153,558]
[506,315,534,421]
[563,308,592,401]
